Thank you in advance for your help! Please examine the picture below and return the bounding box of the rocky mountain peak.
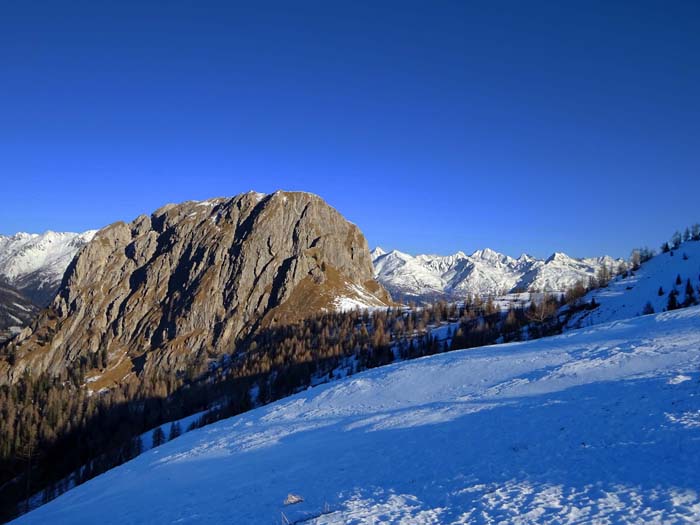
[545,251,571,264]
[1,191,390,386]
[370,246,387,259]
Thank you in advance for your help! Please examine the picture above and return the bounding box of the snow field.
[17,306,700,524]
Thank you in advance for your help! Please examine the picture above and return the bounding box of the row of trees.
[661,224,700,253]
[664,274,699,311]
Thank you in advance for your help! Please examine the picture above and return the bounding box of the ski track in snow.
[16,307,700,524]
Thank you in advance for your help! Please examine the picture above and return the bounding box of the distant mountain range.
[0,230,96,306]
[372,247,624,302]
[0,226,626,335]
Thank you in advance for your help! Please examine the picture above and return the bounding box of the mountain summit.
[0,191,390,385]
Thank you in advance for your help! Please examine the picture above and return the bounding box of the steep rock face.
[1,191,390,385]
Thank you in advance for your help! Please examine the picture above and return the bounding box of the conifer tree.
[168,422,182,441]
[672,231,682,249]
[692,224,700,241]
[684,279,696,307]
[630,249,641,270]
[667,290,679,311]
[151,427,165,448]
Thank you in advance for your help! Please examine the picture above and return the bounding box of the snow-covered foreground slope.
[18,307,700,524]
[373,247,622,302]
[569,241,700,328]
[0,230,96,305]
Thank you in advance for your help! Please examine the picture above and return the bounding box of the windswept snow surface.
[18,307,700,524]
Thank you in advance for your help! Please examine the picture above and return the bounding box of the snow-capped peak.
[0,230,97,305]
[370,246,387,259]
[471,247,499,260]
[544,251,572,264]
[373,246,624,301]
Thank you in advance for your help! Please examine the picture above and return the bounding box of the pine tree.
[661,242,670,254]
[672,231,682,249]
[642,302,655,315]
[639,247,655,263]
[684,279,696,307]
[667,290,679,311]
[676,274,682,286]
[168,421,182,441]
[692,224,700,241]
[151,427,165,448]
[630,249,641,271]
[658,286,664,296]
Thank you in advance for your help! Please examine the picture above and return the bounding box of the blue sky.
[1,1,698,259]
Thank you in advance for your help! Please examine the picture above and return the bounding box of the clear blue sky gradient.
[1,1,698,259]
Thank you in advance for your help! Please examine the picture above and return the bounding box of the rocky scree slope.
[0,191,390,385]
